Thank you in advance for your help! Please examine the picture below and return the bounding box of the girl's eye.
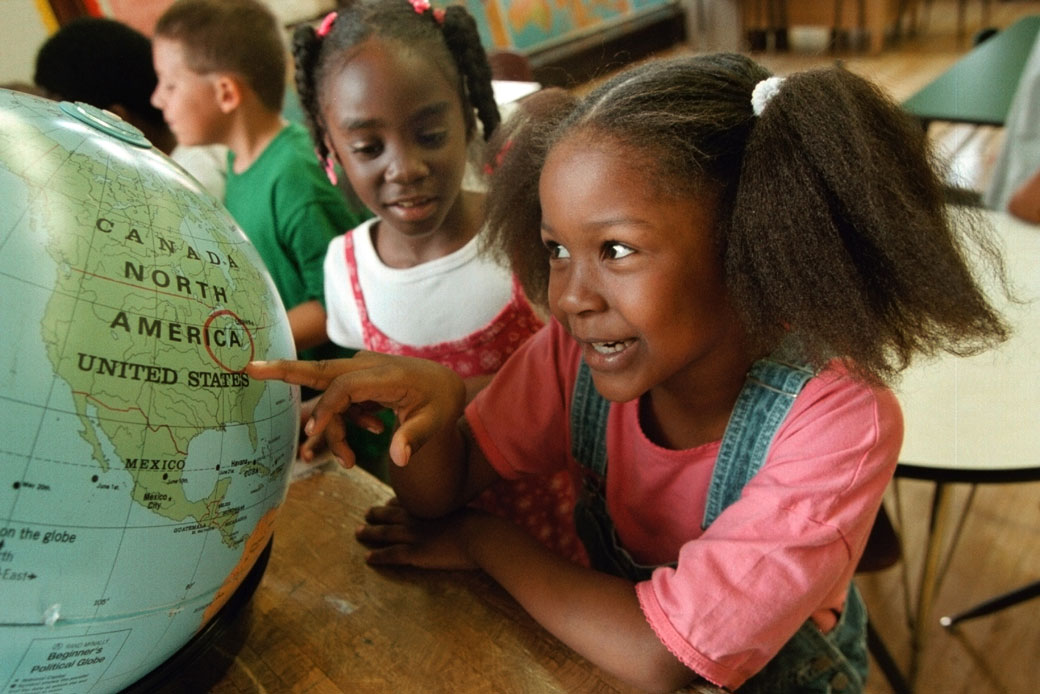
[544,241,570,260]
[604,242,634,260]
[418,129,448,148]
[349,141,383,158]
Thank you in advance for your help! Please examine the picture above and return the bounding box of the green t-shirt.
[224,122,368,360]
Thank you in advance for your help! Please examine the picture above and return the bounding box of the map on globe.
[0,89,299,693]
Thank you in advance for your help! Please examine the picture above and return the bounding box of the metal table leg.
[940,579,1040,627]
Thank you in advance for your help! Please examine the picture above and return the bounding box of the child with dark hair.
[36,16,173,153]
[151,0,368,361]
[33,15,225,198]
[249,53,1009,693]
[290,0,580,556]
[291,0,512,374]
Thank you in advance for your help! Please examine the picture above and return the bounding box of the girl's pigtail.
[728,66,1008,382]
[439,4,500,140]
[291,23,327,162]
[483,88,578,306]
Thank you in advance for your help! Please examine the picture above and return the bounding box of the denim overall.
[570,355,868,693]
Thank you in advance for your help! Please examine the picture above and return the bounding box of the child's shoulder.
[263,122,314,162]
[248,124,330,187]
[791,361,903,444]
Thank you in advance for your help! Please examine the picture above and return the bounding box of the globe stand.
[120,537,274,694]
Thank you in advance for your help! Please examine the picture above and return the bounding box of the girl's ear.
[213,74,242,114]
[323,135,340,164]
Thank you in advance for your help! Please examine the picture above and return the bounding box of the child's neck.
[226,108,286,174]
[373,190,484,269]
[639,342,758,451]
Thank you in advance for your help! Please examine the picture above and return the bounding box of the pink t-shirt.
[465,320,903,689]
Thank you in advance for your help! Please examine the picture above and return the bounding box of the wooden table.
[891,208,1040,684]
[902,15,1040,127]
[139,462,722,693]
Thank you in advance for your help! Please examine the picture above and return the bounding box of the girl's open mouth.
[591,339,635,355]
[388,197,437,222]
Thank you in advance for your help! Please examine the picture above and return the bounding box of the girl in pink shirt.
[249,53,1009,692]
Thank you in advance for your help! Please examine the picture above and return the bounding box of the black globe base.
[120,537,274,694]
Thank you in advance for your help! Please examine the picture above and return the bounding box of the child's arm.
[1007,166,1040,223]
[249,355,698,692]
[287,299,330,351]
[246,353,497,514]
[360,503,697,694]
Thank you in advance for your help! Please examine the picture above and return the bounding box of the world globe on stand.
[0,88,299,693]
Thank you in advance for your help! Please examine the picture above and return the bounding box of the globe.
[0,88,299,693]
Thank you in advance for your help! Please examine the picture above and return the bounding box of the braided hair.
[293,0,499,166]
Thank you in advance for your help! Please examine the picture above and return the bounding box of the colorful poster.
[463,0,675,52]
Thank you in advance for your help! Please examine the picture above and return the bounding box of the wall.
[0,0,55,86]
[0,0,333,89]
[92,0,334,35]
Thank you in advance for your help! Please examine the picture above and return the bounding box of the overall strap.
[570,360,610,474]
[568,356,868,691]
[702,356,814,528]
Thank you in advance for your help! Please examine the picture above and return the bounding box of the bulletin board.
[463,0,679,56]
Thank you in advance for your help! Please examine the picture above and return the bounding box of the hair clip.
[317,11,337,38]
[751,76,785,116]
[483,138,513,175]
[409,0,443,23]
[323,155,339,186]
[315,148,339,185]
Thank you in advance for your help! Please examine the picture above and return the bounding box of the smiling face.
[150,37,227,147]
[320,39,470,242]
[540,135,749,405]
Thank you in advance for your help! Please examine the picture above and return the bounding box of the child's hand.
[356,498,479,571]
[246,352,466,468]
[298,395,388,464]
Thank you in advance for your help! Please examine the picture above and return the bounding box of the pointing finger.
[247,359,339,390]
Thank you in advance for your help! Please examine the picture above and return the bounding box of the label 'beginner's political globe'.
[0,88,299,693]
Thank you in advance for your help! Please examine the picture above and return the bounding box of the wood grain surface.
[150,463,722,693]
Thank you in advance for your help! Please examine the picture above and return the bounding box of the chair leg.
[940,579,1040,627]
[866,618,912,694]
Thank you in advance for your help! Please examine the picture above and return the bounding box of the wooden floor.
[574,2,1040,692]
[860,480,1040,694]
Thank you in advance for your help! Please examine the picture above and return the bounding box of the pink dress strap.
[343,232,541,378]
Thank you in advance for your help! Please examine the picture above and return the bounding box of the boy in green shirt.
[151,0,367,361]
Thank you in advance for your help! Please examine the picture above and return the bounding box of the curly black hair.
[34,17,165,132]
[483,53,1010,385]
[292,0,499,166]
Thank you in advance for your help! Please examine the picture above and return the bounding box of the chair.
[857,504,912,694]
[742,0,788,51]
[830,0,867,51]
[912,0,994,42]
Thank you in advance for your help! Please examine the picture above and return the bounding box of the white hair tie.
[751,76,785,116]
